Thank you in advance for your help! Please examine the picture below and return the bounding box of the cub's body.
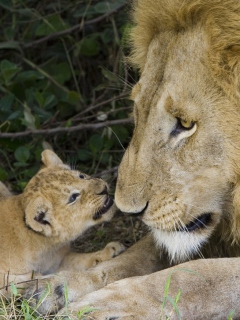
[0,150,124,294]
[0,195,68,275]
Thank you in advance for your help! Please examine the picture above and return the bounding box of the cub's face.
[23,151,115,242]
[116,30,237,262]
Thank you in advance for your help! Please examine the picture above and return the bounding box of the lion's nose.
[122,201,149,216]
[96,185,108,195]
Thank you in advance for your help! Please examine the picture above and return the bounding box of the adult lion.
[25,0,240,318]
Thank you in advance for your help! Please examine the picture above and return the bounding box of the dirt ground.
[72,210,149,253]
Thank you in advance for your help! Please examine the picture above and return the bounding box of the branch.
[75,92,129,118]
[23,4,126,48]
[0,118,133,139]
[94,166,118,178]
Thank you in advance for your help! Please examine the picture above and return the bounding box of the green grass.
[0,283,93,320]
[1,273,236,320]
[159,267,206,320]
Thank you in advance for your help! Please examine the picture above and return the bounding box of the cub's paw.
[101,242,126,259]
[24,275,67,315]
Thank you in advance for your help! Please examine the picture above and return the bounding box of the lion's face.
[116,29,237,262]
[23,150,115,242]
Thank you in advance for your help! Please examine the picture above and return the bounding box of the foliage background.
[0,0,135,192]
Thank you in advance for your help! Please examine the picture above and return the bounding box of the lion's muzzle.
[177,212,212,232]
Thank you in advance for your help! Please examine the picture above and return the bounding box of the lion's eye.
[171,118,196,138]
[178,118,195,130]
[68,193,80,204]
[79,173,85,179]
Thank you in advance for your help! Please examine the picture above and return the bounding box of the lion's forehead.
[137,30,212,108]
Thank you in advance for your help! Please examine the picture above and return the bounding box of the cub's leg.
[24,236,163,315]
[59,242,126,271]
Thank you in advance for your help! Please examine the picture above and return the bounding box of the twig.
[0,118,133,139]
[22,57,69,93]
[75,92,129,118]
[0,277,40,292]
[23,4,126,48]
[94,166,118,178]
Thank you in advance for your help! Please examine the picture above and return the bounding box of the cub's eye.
[68,193,80,204]
[79,173,85,179]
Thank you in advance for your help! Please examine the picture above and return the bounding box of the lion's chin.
[152,229,209,263]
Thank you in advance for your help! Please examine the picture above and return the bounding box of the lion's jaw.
[116,28,235,263]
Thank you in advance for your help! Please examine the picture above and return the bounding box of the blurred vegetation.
[0,0,135,192]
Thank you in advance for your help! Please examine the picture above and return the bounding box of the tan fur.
[0,150,125,296]
[24,1,240,318]
[116,0,240,260]
[0,181,12,198]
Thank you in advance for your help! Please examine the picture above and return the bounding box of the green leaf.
[228,310,235,320]
[94,1,125,14]
[0,59,21,84]
[2,68,21,84]
[79,37,100,57]
[1,59,17,70]
[65,91,81,105]
[121,23,133,48]
[74,6,96,18]
[0,0,12,10]
[103,135,114,150]
[0,41,21,51]
[100,28,114,44]
[23,103,36,130]
[89,134,104,153]
[0,93,14,112]
[100,67,119,82]
[43,94,57,109]
[52,61,72,84]
[165,295,181,319]
[14,146,30,163]
[35,14,69,36]
[99,152,110,164]
[15,70,44,82]
[10,283,18,296]
[77,149,92,162]
[35,91,44,108]
[8,110,21,120]
[77,306,97,318]
[65,118,72,127]
[0,166,8,181]
[111,125,129,144]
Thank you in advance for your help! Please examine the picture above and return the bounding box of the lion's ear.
[24,196,53,237]
[41,150,63,168]
[232,184,240,244]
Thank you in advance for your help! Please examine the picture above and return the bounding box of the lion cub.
[0,150,125,295]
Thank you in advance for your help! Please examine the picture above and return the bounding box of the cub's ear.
[24,196,53,237]
[0,181,12,198]
[41,149,63,168]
